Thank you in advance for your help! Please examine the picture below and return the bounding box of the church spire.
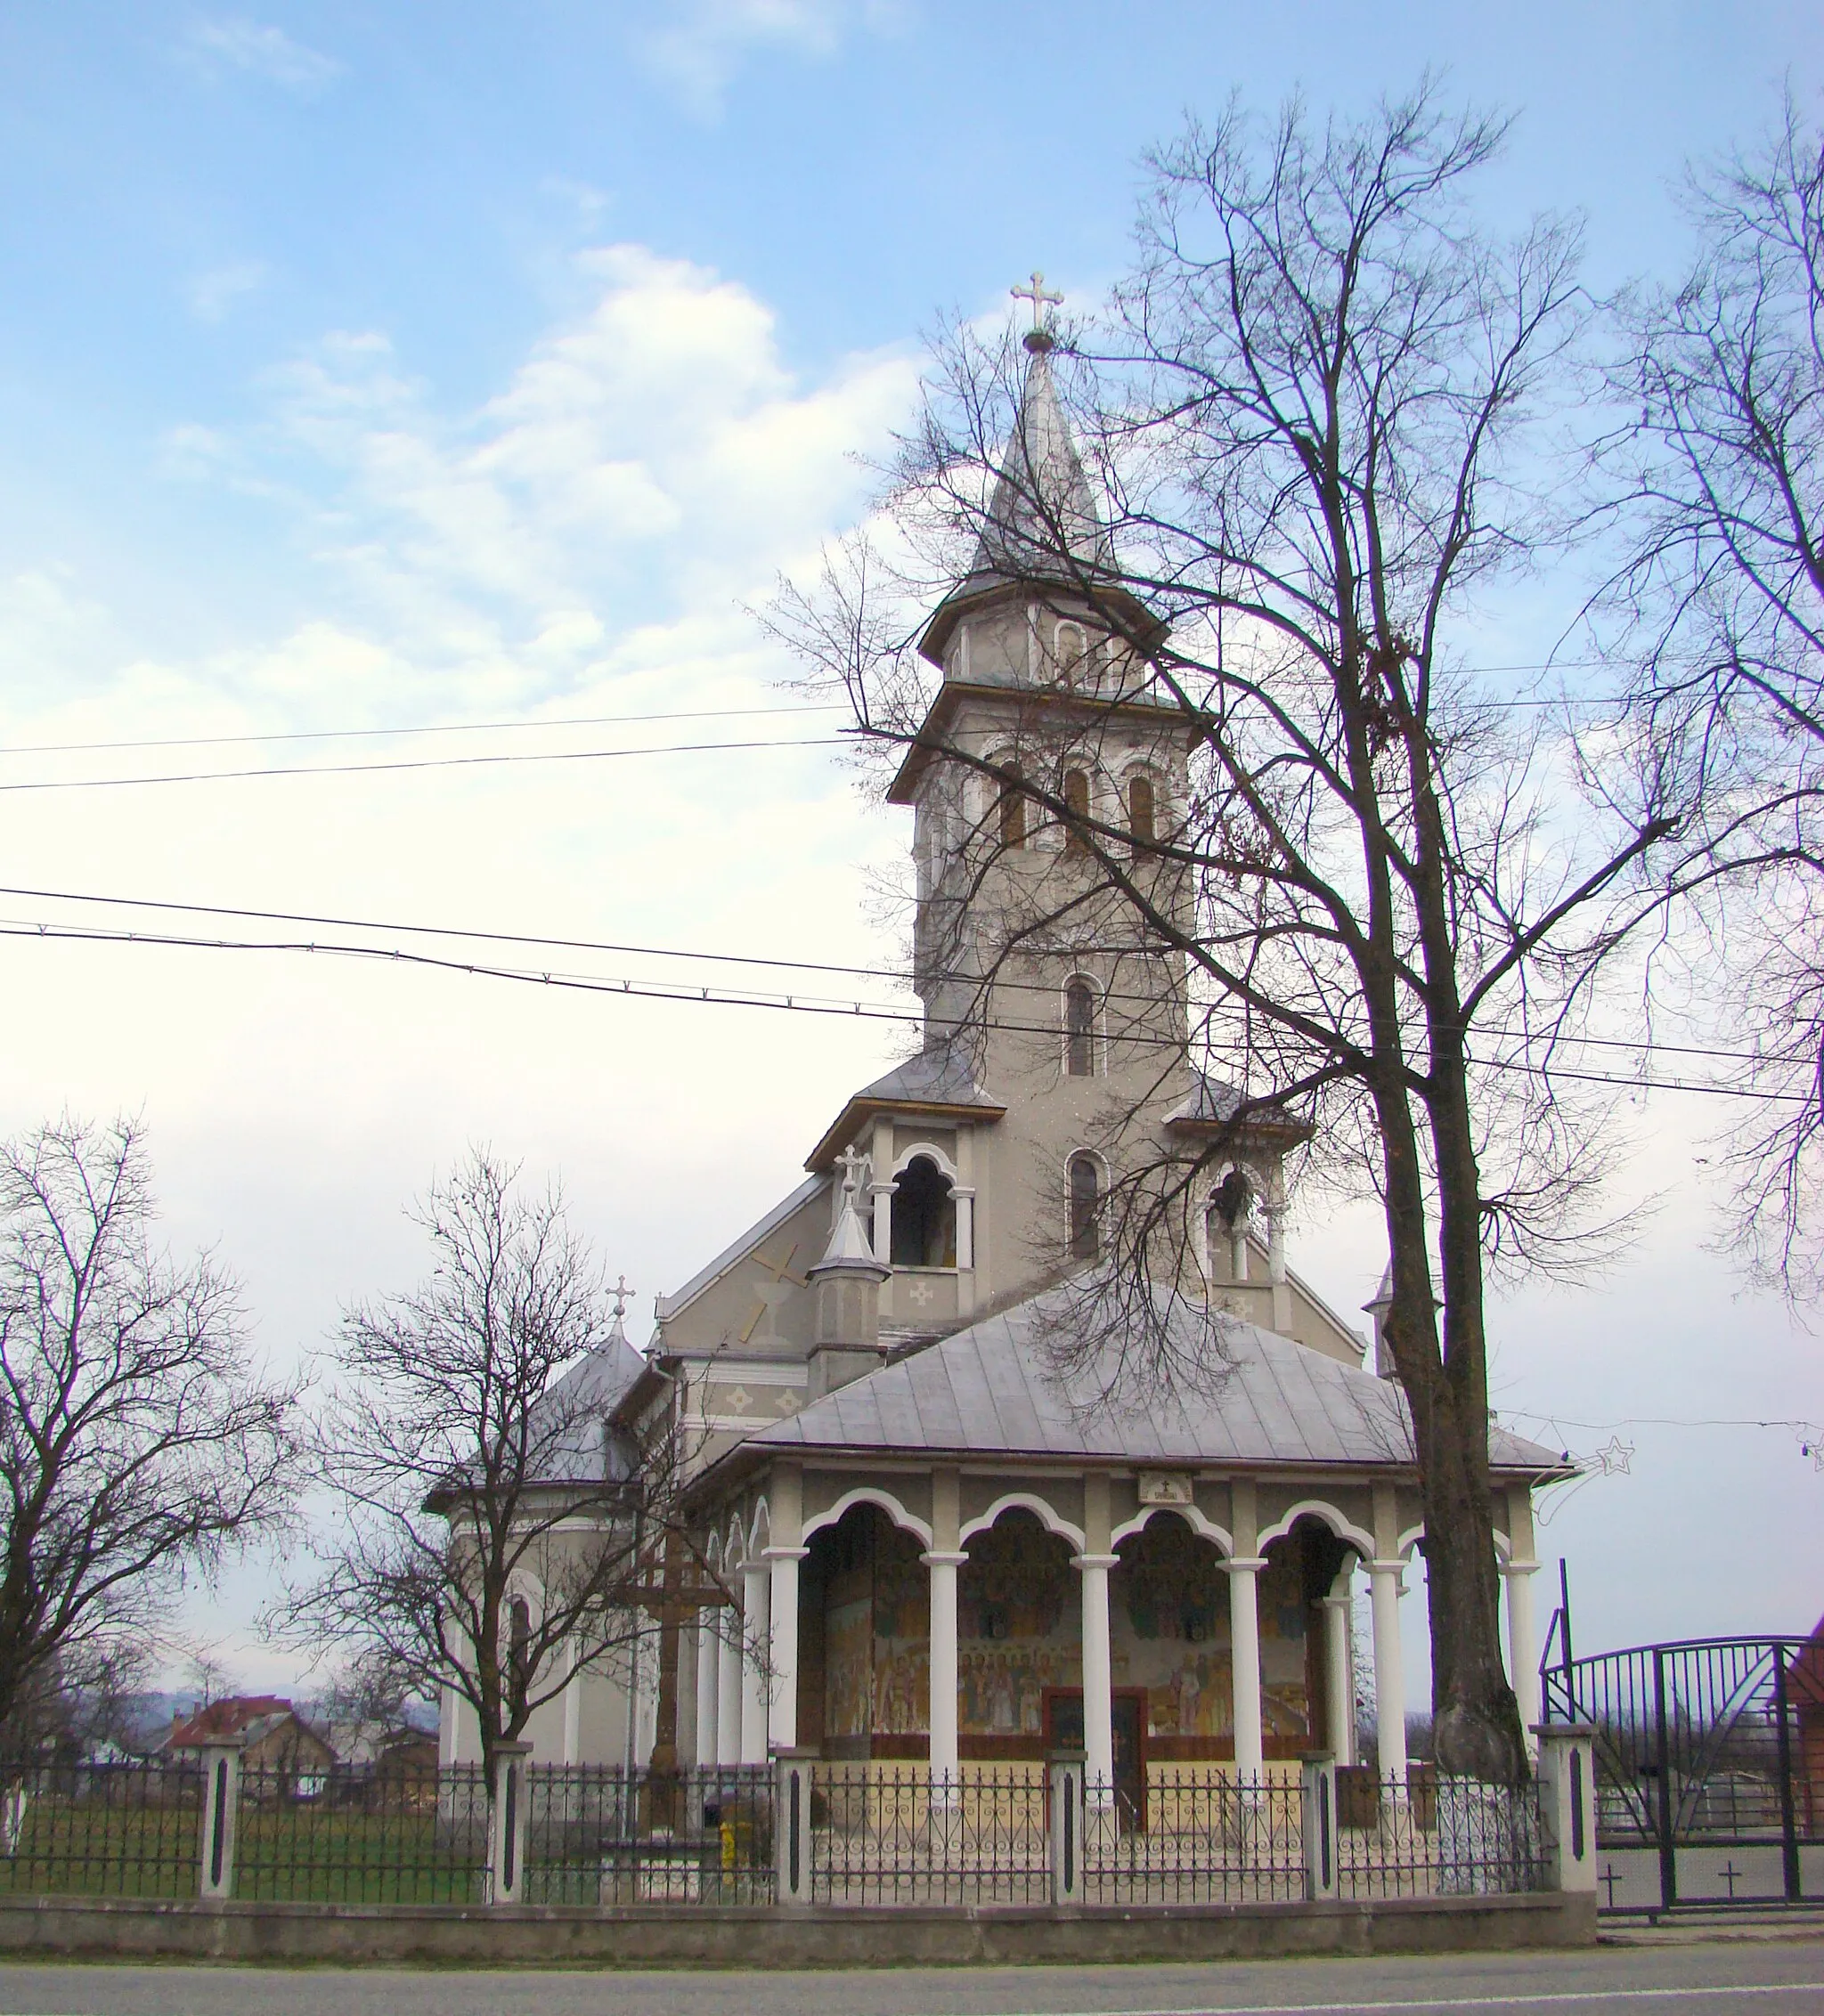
[918,272,1152,670]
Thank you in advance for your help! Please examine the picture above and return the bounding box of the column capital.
[1071,1551,1120,1572]
[1316,1591,1353,1610]
[1224,1555,1267,1573]
[1367,1557,1407,1576]
[761,1545,810,1562]
[920,1549,969,1568]
[1501,1557,1543,1576]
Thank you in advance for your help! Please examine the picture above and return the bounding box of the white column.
[766,1546,806,1753]
[715,1593,743,1767]
[924,1549,965,1801]
[1227,1557,1266,1778]
[1266,1161,1291,1334]
[952,1188,975,1271]
[561,1634,583,1765]
[739,1564,770,1764]
[869,1118,895,1263]
[695,1605,721,1767]
[1504,1558,1542,1756]
[1076,1551,1119,1807]
[1321,1581,1356,1766]
[1369,1557,1408,1785]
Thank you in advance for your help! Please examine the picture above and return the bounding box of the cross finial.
[1011,269,1063,333]
[835,1144,868,1202]
[612,1274,633,1321]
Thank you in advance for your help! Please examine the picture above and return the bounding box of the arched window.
[998,764,1027,851]
[1127,772,1156,846]
[891,1154,957,1268]
[1063,768,1091,850]
[1068,1154,1102,1263]
[1055,622,1086,686]
[1064,980,1097,1077]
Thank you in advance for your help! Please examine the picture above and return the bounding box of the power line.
[0,734,850,794]
[0,881,1796,1076]
[0,702,844,760]
[0,914,1804,1105]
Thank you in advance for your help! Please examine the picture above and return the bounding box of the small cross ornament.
[1010,269,1063,331]
[835,1143,869,1201]
[612,1274,633,1322]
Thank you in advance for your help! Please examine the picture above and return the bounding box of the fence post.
[1048,1753,1085,1905]
[1533,1722,1597,1895]
[196,1740,240,1901]
[486,1742,533,1906]
[775,1752,812,1907]
[1300,1752,1337,1901]
[1651,1646,1675,1912]
[1771,1644,1802,1904]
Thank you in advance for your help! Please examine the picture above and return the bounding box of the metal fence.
[1540,1632,1822,1909]
[0,1755,201,1898]
[809,1762,1050,1906]
[0,1753,1552,1910]
[1085,1768,1306,1904]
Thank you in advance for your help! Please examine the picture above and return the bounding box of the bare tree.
[0,1116,299,1747]
[1603,94,1824,1292]
[784,85,1679,1783]
[275,1151,729,1786]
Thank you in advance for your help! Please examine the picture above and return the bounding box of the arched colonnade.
[680,1469,1543,1800]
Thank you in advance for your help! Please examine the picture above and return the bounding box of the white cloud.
[183,17,341,93]
[635,0,902,118]
[186,260,269,323]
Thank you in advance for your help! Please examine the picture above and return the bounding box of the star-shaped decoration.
[1593,1435,1634,1476]
[775,1392,800,1417]
[724,1386,752,1415]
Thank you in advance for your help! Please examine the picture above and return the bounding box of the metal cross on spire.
[1011,269,1063,332]
[612,1274,633,1322]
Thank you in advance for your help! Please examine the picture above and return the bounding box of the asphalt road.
[0,1939,1819,2016]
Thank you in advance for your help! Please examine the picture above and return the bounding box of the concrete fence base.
[0,1890,1595,1967]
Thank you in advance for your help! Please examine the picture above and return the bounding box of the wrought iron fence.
[1333,1774,1546,1899]
[1084,1768,1305,1904]
[0,1752,1555,1909]
[808,1762,1050,1906]
[0,1755,202,1898]
[521,1764,774,1906]
[1540,1632,1822,1909]
[234,1760,487,1904]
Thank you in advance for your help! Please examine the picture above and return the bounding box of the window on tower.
[1064,979,1097,1077]
[1055,622,1086,686]
[890,1154,957,1268]
[998,764,1027,851]
[1068,1154,1102,1263]
[1063,768,1091,849]
[1128,772,1156,846]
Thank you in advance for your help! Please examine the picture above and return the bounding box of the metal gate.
[1540,1627,1823,1911]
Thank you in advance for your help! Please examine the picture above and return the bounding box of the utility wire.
[0,882,1793,1072]
[0,702,844,760]
[0,734,850,794]
[0,915,1804,1104]
[0,670,1638,765]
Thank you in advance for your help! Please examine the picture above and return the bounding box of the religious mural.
[1108,1514,1315,1752]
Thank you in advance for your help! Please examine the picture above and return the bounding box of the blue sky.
[0,4,1820,1694]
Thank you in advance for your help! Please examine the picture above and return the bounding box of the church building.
[443,303,1567,1811]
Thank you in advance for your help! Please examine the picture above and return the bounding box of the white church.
[440,301,1567,1817]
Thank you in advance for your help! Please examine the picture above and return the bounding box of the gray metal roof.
[852,1045,1002,1110]
[748,1284,1565,1476]
[526,1331,648,1484]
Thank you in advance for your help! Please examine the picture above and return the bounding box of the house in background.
[164,1695,337,1792]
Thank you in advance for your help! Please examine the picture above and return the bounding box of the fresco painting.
[825,1595,873,1739]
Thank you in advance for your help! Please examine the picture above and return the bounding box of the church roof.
[805,1045,1006,1172]
[916,337,1161,669]
[745,1284,1568,1478]
[1165,1071,1313,1142]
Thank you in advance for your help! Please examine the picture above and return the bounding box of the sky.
[0,2,1820,1703]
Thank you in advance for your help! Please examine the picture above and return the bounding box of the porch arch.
[1257,1499,1374,1559]
[1109,1500,1234,1552]
[959,1490,1085,1552]
[802,1484,933,1549]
